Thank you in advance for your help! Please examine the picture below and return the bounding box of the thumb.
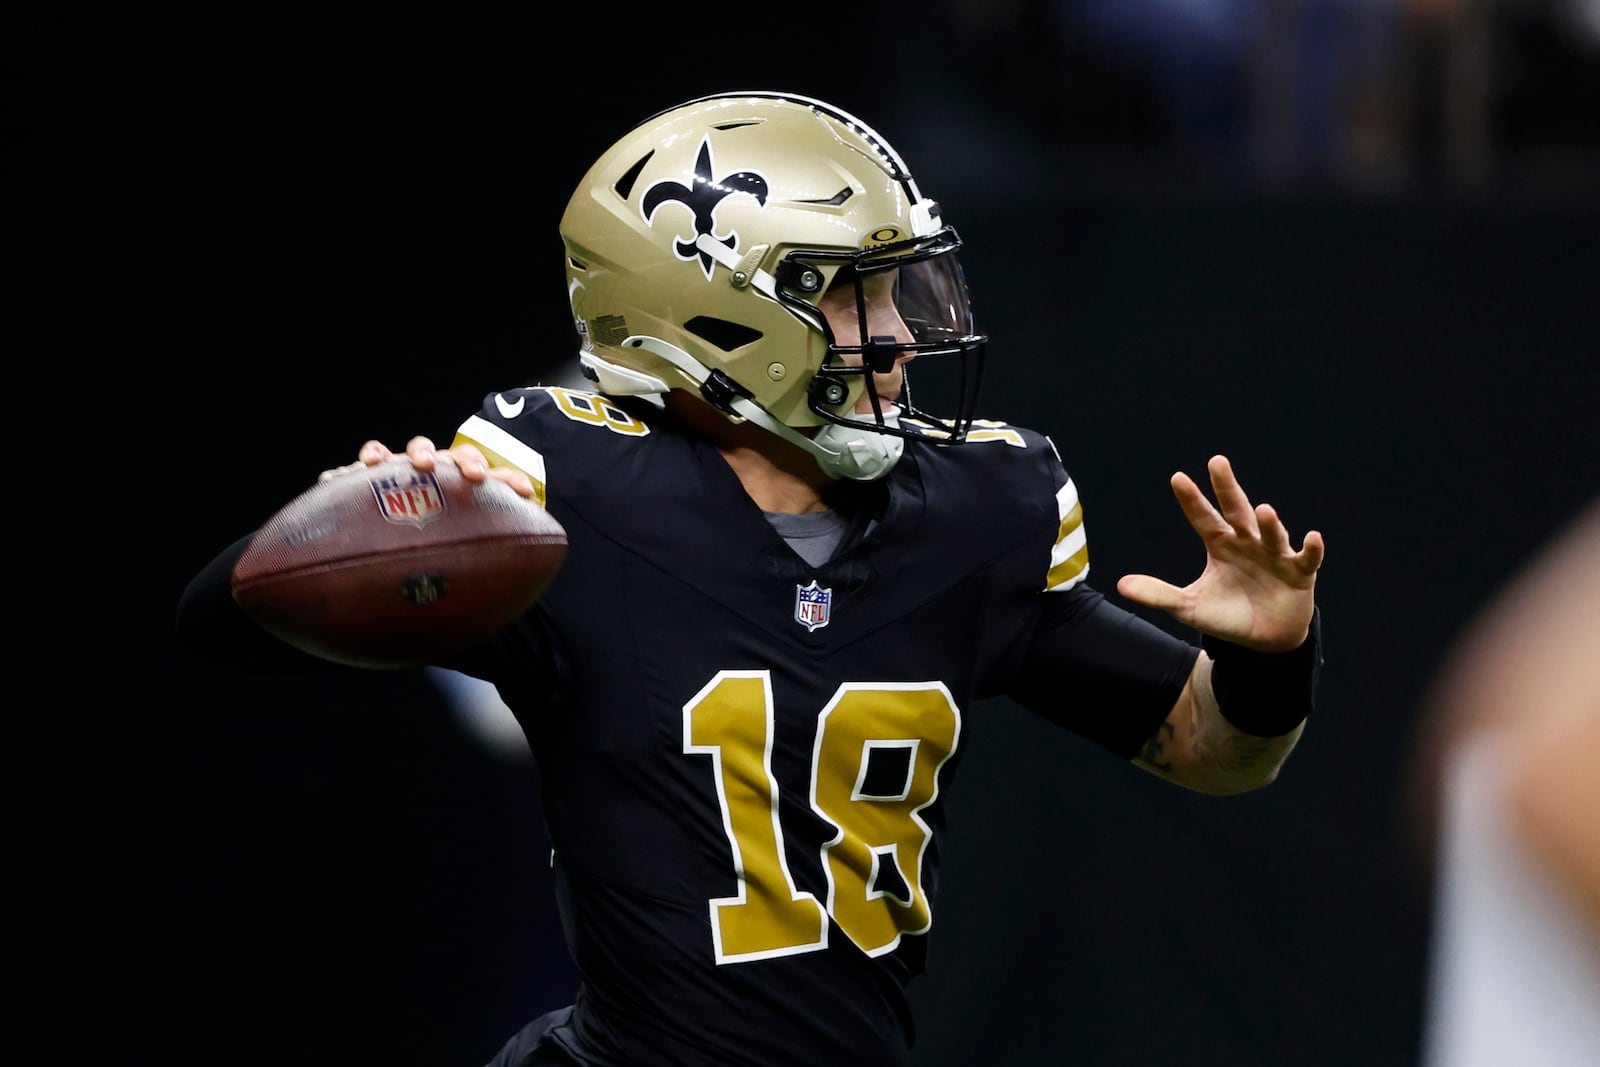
[1117,573,1183,612]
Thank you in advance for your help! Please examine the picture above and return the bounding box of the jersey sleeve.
[1008,437,1198,759]
[1042,454,1091,593]
[449,388,555,507]
[448,385,657,510]
[438,385,632,702]
[1008,584,1198,759]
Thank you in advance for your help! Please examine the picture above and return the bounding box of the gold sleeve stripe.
[1046,544,1090,592]
[452,413,549,508]
[1045,478,1090,592]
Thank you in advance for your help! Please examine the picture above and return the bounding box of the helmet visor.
[785,230,988,443]
[847,229,979,353]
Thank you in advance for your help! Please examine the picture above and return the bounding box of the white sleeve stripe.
[1055,477,1079,517]
[1051,523,1087,567]
[457,414,548,487]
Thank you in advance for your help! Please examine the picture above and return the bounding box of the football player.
[179,91,1325,1066]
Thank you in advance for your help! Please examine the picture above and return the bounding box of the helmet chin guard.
[808,414,906,481]
[583,337,905,481]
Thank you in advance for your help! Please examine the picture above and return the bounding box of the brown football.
[232,458,567,668]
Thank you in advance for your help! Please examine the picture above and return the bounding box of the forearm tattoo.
[1140,720,1176,773]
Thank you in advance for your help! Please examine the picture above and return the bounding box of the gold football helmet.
[560,91,988,480]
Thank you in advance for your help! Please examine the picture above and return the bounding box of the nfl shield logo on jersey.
[794,580,832,632]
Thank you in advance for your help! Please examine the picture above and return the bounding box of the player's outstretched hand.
[318,436,536,498]
[1116,455,1323,652]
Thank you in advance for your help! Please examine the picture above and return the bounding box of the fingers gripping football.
[320,438,535,499]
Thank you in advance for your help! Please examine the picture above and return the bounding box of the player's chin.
[853,399,902,420]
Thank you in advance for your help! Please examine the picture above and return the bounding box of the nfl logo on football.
[794,580,832,632]
[371,468,446,528]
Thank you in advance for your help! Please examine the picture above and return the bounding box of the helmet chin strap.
[606,335,905,481]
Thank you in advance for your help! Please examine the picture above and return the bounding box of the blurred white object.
[427,667,531,763]
[1422,734,1600,1067]
[1567,0,1600,49]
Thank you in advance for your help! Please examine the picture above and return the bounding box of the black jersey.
[434,386,1197,1066]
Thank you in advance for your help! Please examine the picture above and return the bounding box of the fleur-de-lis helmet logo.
[641,138,769,280]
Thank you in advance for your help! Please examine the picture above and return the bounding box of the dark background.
[35,5,1597,1065]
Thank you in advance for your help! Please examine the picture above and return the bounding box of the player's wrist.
[1202,609,1323,738]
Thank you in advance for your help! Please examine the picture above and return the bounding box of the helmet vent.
[685,315,762,352]
[615,151,654,200]
[712,121,760,132]
[793,187,853,207]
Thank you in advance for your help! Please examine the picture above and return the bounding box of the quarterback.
[178,91,1325,1066]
